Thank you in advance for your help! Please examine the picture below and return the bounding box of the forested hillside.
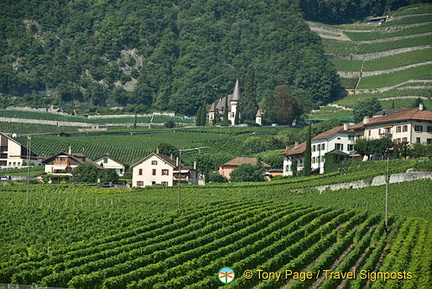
[1,0,429,116]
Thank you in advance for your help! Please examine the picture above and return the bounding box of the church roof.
[208,80,241,113]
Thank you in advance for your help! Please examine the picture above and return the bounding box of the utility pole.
[385,156,389,229]
[26,136,31,205]
[177,147,209,211]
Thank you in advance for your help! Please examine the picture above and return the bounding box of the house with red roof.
[280,104,432,176]
[219,157,272,180]
[280,123,356,176]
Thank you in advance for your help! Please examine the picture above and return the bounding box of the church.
[208,80,241,125]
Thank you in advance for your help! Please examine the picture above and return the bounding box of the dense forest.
[0,0,429,116]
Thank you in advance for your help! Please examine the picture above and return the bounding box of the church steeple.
[231,79,241,102]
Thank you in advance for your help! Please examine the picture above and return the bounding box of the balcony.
[379,132,392,139]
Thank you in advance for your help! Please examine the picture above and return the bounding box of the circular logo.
[218,267,235,284]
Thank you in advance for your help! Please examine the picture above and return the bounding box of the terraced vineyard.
[0,179,431,288]
[309,3,432,121]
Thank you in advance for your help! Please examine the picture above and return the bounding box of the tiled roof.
[353,108,432,129]
[312,125,353,141]
[221,157,271,168]
[279,142,306,156]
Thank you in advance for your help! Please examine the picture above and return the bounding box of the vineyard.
[0,179,431,289]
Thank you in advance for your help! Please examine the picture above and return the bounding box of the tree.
[230,163,266,182]
[303,123,312,176]
[353,98,382,123]
[291,159,298,177]
[274,85,302,125]
[222,96,230,126]
[195,106,203,126]
[240,65,258,122]
[164,120,175,128]
[200,101,207,126]
[157,143,178,159]
[411,98,427,110]
[355,138,393,158]
[72,163,99,183]
[98,169,119,184]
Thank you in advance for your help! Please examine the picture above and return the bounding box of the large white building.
[131,152,200,188]
[0,133,41,168]
[281,123,355,176]
[352,105,432,145]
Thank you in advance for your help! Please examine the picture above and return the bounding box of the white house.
[0,133,41,168]
[131,152,200,188]
[352,105,432,145]
[94,154,127,176]
[281,123,356,176]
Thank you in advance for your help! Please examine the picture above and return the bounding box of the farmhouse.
[131,152,200,187]
[281,123,356,176]
[43,149,101,175]
[94,153,127,176]
[219,157,272,180]
[0,133,41,168]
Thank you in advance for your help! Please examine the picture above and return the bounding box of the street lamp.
[177,147,209,211]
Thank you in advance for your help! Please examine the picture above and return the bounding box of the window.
[368,130,371,137]
[378,129,381,135]
[286,165,291,172]
[416,137,421,143]
[161,181,168,186]
[138,169,143,175]
[151,160,158,165]
[395,138,401,144]
[427,139,432,145]
[427,126,432,133]
[415,125,423,132]
[348,144,354,151]
[103,157,108,164]
[335,143,344,151]
[312,145,316,152]
[348,135,354,141]
[396,126,401,133]
[312,157,316,164]
[322,156,325,163]
[162,169,169,176]
[403,137,408,142]
[152,169,156,176]
[403,125,408,132]
[136,181,143,187]
[321,144,325,150]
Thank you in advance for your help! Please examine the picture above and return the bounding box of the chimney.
[419,103,424,111]
[295,141,299,149]
[193,161,197,170]
[343,123,349,131]
[68,146,72,154]
[363,116,369,124]
[156,147,159,154]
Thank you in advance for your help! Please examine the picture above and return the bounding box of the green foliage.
[157,143,178,159]
[274,85,302,125]
[355,138,394,157]
[72,163,99,183]
[97,169,119,184]
[229,163,266,182]
[353,98,382,123]
[414,159,432,171]
[291,159,298,177]
[240,66,258,122]
[207,171,228,183]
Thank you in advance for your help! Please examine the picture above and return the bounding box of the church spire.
[231,79,241,102]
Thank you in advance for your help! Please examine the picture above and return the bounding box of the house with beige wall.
[352,105,432,145]
[131,152,200,187]
[0,133,41,168]
[94,154,127,176]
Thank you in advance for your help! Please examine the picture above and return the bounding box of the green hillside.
[309,3,432,121]
[0,0,340,116]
